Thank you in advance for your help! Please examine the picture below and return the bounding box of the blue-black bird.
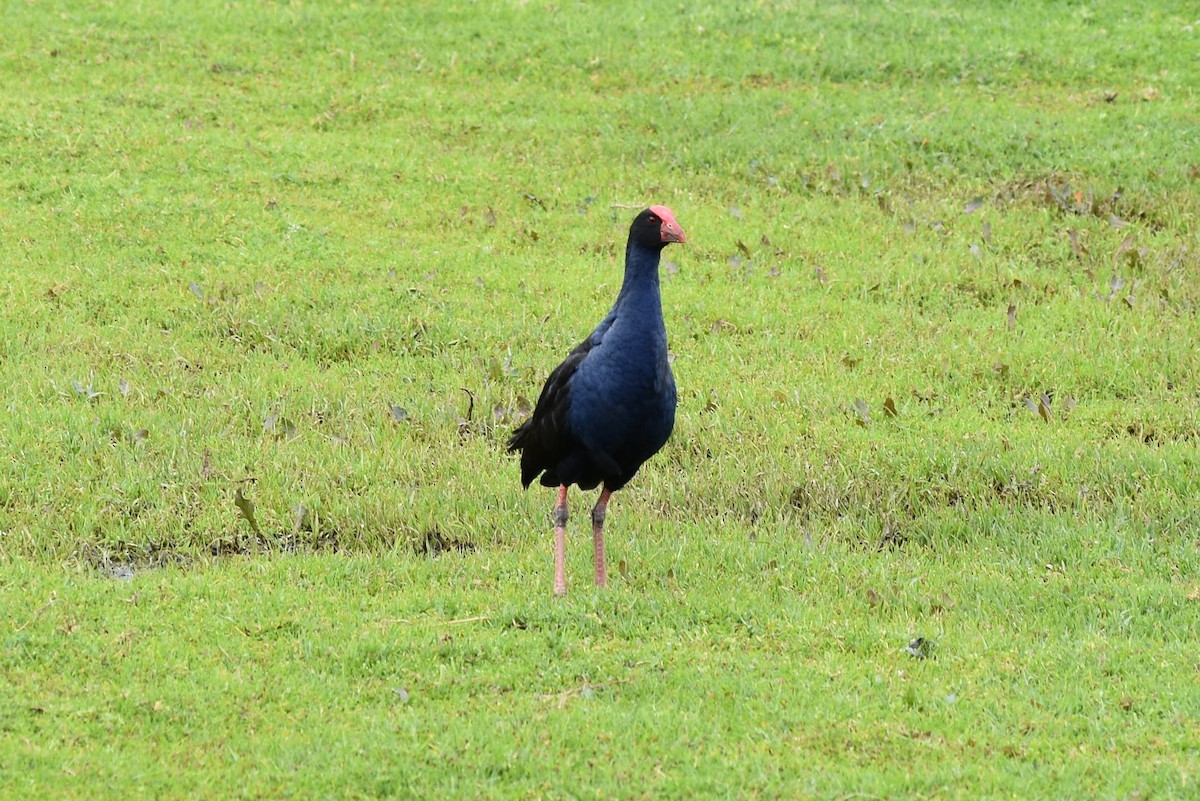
[508,206,686,595]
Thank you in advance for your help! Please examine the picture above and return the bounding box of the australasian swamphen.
[508,206,687,596]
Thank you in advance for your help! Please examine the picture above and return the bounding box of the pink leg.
[553,485,568,597]
[591,488,612,588]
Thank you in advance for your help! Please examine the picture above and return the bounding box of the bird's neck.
[616,242,665,310]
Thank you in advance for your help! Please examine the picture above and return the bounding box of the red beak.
[650,204,687,244]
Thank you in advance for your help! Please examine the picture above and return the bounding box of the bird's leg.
[553,485,569,597]
[591,488,612,588]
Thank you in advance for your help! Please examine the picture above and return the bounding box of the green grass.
[2,0,1199,797]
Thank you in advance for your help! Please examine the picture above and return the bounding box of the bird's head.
[630,205,687,249]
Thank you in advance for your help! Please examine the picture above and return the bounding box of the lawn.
[2,1,1199,798]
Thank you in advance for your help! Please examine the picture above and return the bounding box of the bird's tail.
[506,419,531,454]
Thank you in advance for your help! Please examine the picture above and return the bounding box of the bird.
[508,205,686,596]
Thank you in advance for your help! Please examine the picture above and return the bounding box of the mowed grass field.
[2,1,1200,797]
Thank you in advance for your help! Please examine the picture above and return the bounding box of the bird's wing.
[583,308,618,349]
[528,339,590,431]
[506,313,618,486]
[523,310,618,433]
